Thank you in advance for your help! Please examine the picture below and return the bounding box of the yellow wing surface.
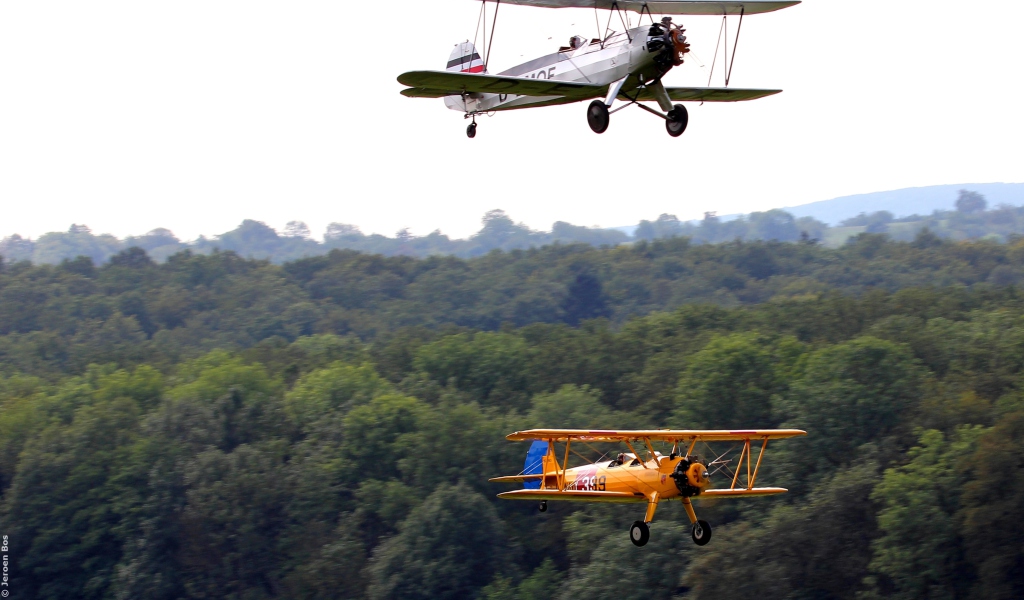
[504,429,806,442]
[496,488,789,502]
[497,489,646,503]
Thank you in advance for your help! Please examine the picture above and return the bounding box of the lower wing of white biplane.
[398,70,603,100]
[398,70,780,105]
[629,87,781,102]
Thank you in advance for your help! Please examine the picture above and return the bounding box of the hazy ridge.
[3,183,1023,266]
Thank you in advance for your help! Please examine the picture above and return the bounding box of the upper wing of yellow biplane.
[398,70,605,100]
[505,429,806,442]
[493,1,800,15]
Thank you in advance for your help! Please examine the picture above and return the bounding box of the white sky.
[1,0,1022,241]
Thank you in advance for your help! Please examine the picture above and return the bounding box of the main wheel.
[665,104,689,137]
[466,122,477,138]
[629,520,650,547]
[587,100,610,134]
[691,519,712,546]
[538,501,548,513]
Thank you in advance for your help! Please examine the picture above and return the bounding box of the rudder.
[447,41,485,74]
[523,440,550,490]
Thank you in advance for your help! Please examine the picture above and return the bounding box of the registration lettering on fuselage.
[526,66,557,80]
[566,465,607,491]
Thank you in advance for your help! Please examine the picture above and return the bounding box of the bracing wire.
[706,15,726,87]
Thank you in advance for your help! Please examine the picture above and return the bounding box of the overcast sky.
[1,0,1022,241]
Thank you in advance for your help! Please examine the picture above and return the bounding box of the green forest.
[2,230,1024,599]
[3,190,1024,266]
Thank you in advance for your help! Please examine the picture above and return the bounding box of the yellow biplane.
[491,428,805,546]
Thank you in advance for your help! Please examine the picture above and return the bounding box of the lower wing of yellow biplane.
[398,70,780,103]
[496,487,789,503]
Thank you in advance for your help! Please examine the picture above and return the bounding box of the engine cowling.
[646,23,690,71]
[671,457,710,497]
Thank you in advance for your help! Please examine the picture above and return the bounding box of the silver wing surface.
[490,0,800,15]
[628,86,782,102]
[398,70,605,100]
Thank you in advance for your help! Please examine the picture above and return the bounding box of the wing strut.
[705,7,745,89]
[560,437,572,490]
[728,436,769,490]
[643,437,663,467]
[484,0,501,71]
[623,440,648,468]
[726,6,745,86]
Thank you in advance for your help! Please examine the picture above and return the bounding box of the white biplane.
[398,0,800,138]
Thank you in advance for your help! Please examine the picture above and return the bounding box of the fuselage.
[538,453,708,501]
[445,25,661,113]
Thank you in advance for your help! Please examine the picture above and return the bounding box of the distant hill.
[784,183,1024,225]
[610,183,1024,236]
[606,182,1024,235]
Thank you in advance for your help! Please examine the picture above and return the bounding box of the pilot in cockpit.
[560,35,586,52]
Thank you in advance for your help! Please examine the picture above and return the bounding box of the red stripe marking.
[461,65,485,73]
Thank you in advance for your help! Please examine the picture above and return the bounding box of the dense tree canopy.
[1,233,1024,598]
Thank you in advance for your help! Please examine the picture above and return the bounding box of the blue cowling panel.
[523,440,548,490]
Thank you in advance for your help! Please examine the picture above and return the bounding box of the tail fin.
[523,440,551,490]
[447,42,485,74]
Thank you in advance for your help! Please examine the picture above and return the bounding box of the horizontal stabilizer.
[700,487,789,498]
[498,489,647,504]
[398,70,604,100]
[402,87,452,99]
[489,474,544,483]
[629,86,782,102]
[491,1,800,16]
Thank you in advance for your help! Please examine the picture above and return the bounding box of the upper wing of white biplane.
[492,0,800,15]
[631,86,781,102]
[398,70,605,100]
[505,429,806,442]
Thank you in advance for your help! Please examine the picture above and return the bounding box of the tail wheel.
[466,122,477,138]
[629,520,650,547]
[538,501,548,513]
[587,100,610,134]
[666,104,688,138]
[691,519,712,546]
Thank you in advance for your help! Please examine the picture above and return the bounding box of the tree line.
[1,236,1024,598]
[3,190,1021,265]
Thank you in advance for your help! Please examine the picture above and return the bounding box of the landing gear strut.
[587,100,610,134]
[682,497,711,546]
[628,495,714,547]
